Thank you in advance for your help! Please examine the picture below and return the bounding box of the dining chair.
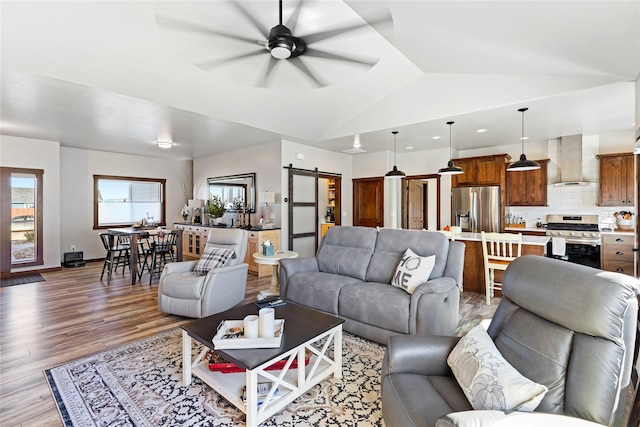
[144,231,178,285]
[99,232,131,285]
[481,231,522,305]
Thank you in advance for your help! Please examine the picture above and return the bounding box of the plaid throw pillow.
[193,247,235,276]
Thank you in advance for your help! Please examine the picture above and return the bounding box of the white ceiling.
[1,1,638,160]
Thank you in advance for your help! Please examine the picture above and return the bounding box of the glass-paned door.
[1,167,44,275]
[287,165,318,258]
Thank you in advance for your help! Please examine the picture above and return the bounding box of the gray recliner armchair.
[381,255,640,427]
[158,228,248,318]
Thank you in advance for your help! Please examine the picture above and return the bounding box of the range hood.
[553,134,592,187]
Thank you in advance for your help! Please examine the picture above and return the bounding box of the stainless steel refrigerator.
[451,186,501,232]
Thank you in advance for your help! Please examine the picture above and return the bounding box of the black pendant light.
[507,107,540,172]
[438,121,464,175]
[385,131,405,178]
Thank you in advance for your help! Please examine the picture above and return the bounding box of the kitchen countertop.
[449,231,549,246]
[600,230,634,236]
[505,227,547,233]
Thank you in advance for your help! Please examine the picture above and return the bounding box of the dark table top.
[181,302,344,370]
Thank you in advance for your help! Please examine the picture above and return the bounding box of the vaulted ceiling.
[1,1,638,160]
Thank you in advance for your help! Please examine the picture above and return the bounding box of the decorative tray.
[212,319,284,349]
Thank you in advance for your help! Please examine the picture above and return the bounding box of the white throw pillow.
[193,247,235,275]
[391,248,436,294]
[447,325,548,412]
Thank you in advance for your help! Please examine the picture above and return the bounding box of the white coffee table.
[253,250,298,300]
[181,303,344,427]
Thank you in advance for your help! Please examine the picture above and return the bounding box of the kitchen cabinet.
[506,159,548,206]
[450,154,511,187]
[244,229,281,276]
[601,233,635,276]
[174,224,209,259]
[321,223,334,237]
[597,153,634,206]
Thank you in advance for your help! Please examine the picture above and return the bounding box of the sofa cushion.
[339,282,411,333]
[391,248,436,294]
[286,272,364,314]
[193,247,235,275]
[448,325,548,412]
[316,226,377,281]
[366,229,449,283]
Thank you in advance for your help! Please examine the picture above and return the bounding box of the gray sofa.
[381,255,640,427]
[279,226,465,345]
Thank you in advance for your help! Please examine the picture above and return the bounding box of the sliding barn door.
[287,165,319,257]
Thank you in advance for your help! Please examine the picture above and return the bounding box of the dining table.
[106,227,183,286]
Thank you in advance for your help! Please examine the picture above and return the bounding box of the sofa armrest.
[199,263,249,317]
[382,334,460,380]
[444,240,465,290]
[412,276,458,295]
[162,260,198,275]
[279,257,319,299]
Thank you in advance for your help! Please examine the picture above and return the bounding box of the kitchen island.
[447,232,549,295]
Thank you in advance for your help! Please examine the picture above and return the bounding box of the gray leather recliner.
[381,255,640,427]
[158,228,248,318]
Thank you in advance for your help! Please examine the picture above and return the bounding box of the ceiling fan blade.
[285,0,305,34]
[196,49,266,70]
[301,11,392,45]
[229,2,269,39]
[156,15,263,45]
[304,48,378,67]
[256,56,280,87]
[288,57,327,88]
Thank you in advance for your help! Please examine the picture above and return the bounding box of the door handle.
[615,251,624,256]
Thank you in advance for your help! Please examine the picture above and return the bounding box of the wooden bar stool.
[481,231,522,305]
[99,232,131,284]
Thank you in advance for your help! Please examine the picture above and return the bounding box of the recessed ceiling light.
[476,129,488,133]
[432,136,441,140]
[156,140,173,148]
[520,136,529,140]
[405,146,414,150]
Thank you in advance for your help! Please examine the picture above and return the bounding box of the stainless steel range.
[545,214,601,268]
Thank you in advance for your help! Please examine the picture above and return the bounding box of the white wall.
[60,147,192,260]
[193,140,282,228]
[1,136,61,272]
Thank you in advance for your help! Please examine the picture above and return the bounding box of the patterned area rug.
[45,329,384,426]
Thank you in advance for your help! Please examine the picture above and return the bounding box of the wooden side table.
[252,250,298,300]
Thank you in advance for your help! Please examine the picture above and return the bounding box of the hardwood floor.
[0,262,492,426]
[0,261,272,426]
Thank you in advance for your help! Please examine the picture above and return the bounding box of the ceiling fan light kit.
[385,131,405,178]
[438,121,464,175]
[507,107,540,172]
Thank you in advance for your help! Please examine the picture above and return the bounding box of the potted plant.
[207,196,226,224]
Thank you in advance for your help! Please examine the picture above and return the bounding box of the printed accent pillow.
[447,325,548,412]
[193,247,235,276]
[391,248,436,294]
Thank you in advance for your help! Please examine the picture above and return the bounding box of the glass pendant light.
[507,107,540,171]
[438,121,464,175]
[385,131,405,178]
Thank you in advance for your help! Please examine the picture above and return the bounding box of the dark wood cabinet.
[451,154,510,187]
[353,177,384,227]
[597,153,634,206]
[506,159,548,206]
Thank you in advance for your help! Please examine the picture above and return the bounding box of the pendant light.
[438,121,464,175]
[507,107,540,171]
[385,131,405,178]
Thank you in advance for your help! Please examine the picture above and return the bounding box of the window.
[94,175,166,229]
[0,167,44,271]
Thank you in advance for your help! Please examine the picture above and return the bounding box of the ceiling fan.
[156,0,392,87]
